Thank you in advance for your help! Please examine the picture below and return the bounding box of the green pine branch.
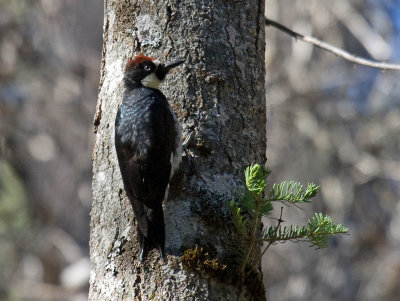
[231,163,349,277]
[268,181,319,203]
[263,213,349,250]
[229,202,248,239]
[245,164,270,195]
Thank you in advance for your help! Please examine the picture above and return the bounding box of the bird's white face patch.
[141,73,161,89]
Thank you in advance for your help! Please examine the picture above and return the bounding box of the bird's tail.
[126,194,166,262]
[137,204,165,262]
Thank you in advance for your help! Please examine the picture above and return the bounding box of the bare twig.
[265,17,400,71]
[261,207,284,257]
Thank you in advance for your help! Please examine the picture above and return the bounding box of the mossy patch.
[180,247,227,279]
[180,247,265,300]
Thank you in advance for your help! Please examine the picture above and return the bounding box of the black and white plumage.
[115,55,184,262]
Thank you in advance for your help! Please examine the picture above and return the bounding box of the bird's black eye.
[144,65,151,71]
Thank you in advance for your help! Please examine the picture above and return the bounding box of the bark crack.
[223,22,244,96]
[164,2,175,55]
[93,13,110,133]
[164,2,172,32]
[255,0,263,54]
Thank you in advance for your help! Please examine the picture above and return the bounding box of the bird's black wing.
[115,88,176,239]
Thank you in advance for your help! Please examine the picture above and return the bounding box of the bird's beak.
[163,59,185,71]
[155,59,185,81]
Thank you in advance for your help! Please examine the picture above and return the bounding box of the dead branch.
[265,17,400,71]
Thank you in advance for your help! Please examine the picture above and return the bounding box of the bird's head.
[124,55,184,90]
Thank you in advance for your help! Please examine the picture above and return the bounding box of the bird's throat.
[141,73,161,90]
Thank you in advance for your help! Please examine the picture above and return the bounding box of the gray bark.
[89,0,266,300]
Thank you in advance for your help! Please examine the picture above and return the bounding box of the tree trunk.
[89,0,266,300]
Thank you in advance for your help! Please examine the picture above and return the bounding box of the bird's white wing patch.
[169,106,182,178]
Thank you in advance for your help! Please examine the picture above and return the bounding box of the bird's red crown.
[126,55,156,70]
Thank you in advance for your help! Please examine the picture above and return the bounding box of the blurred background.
[264,0,400,300]
[0,0,102,300]
[0,0,399,300]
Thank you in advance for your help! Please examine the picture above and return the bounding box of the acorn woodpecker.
[115,55,184,262]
